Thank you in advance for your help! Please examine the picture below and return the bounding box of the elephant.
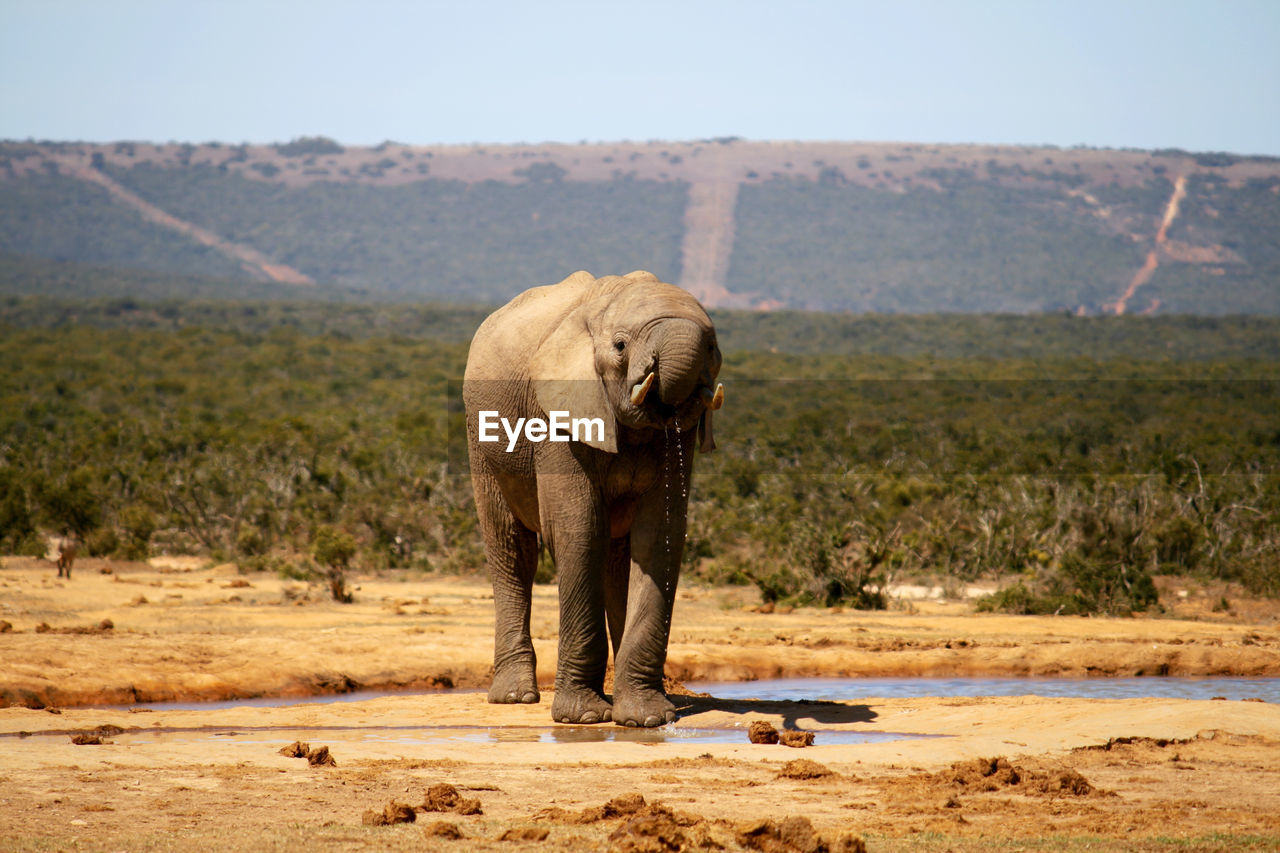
[463,270,723,727]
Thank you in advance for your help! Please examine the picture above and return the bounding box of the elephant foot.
[612,689,677,728]
[551,685,613,724]
[488,662,540,705]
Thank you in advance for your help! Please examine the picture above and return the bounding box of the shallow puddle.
[11,724,922,747]
[687,676,1280,703]
[98,675,1279,715]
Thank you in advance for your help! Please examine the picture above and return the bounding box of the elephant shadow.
[670,694,877,731]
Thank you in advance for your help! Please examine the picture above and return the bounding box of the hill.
[2,138,1278,313]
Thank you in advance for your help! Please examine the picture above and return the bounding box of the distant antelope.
[56,539,78,579]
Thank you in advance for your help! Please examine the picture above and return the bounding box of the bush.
[274,136,344,157]
[85,525,119,557]
[118,504,157,560]
[978,558,1158,617]
[312,524,357,602]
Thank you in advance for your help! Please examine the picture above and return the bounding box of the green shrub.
[312,524,357,602]
[274,136,344,157]
[118,504,157,560]
[85,525,119,557]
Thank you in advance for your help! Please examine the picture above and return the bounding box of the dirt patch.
[65,723,126,744]
[2,566,1280,850]
[69,733,108,745]
[609,810,689,852]
[779,759,834,780]
[32,619,114,635]
[889,755,1106,801]
[421,820,465,839]
[2,561,1277,709]
[498,826,550,842]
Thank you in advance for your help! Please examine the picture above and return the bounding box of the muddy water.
[688,676,1280,703]
[107,676,1280,715]
[11,724,915,747]
[28,677,1272,750]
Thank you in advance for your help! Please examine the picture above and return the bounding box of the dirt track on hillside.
[2,556,1278,851]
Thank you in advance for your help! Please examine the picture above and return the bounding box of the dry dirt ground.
[2,556,1279,851]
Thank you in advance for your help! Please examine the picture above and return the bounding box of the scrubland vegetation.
[3,296,1276,614]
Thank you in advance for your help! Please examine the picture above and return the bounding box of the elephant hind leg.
[473,464,541,705]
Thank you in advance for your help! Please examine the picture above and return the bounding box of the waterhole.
[687,676,1280,703]
[12,724,913,747]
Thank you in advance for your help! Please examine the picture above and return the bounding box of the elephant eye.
[614,340,626,352]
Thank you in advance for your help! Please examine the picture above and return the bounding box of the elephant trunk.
[651,320,706,406]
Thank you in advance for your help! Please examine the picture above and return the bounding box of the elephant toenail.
[624,719,638,727]
[643,715,660,727]
[581,711,600,724]
[521,692,537,703]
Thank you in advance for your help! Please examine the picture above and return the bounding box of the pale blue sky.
[3,0,1278,154]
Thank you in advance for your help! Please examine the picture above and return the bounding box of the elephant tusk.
[707,382,724,410]
[630,372,655,406]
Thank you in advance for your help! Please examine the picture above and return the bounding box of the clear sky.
[3,0,1278,155]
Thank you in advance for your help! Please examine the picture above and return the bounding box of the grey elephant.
[463,270,723,727]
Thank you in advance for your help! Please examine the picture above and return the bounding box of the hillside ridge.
[3,138,1277,314]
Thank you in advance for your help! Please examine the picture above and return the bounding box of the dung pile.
[277,740,337,767]
[422,783,483,815]
[778,759,835,780]
[888,755,1105,804]
[361,802,416,826]
[738,816,866,853]
[748,720,817,747]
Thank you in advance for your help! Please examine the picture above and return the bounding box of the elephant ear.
[529,311,618,453]
[698,409,715,453]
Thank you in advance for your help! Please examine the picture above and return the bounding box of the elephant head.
[528,271,723,454]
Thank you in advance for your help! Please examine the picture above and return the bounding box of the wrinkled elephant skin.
[463,270,723,727]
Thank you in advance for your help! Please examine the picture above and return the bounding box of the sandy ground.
[2,555,1279,851]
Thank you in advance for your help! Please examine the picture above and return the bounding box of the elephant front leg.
[473,464,541,705]
[542,476,614,725]
[612,430,696,727]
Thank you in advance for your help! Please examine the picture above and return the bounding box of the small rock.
[498,827,549,842]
